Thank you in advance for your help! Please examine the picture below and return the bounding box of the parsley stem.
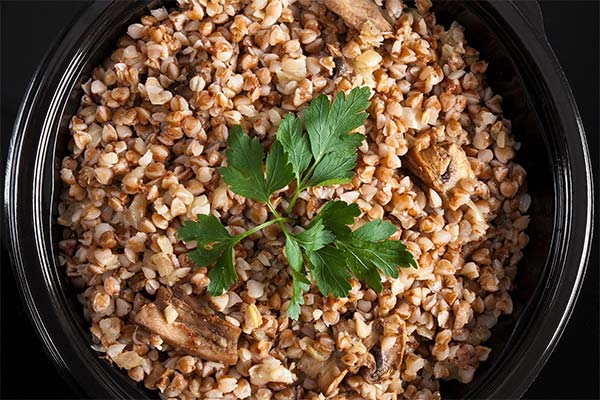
[286,156,321,214]
[236,216,292,241]
[267,201,283,220]
[301,157,321,186]
[286,186,303,214]
[266,200,289,232]
[286,163,316,214]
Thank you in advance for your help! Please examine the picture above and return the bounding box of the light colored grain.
[58,1,529,398]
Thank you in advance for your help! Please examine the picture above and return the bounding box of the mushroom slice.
[332,318,377,374]
[299,353,348,397]
[172,82,193,98]
[143,361,169,390]
[318,356,348,397]
[332,318,379,351]
[155,286,214,316]
[321,0,392,35]
[298,349,349,397]
[128,272,147,292]
[364,315,407,383]
[404,143,475,196]
[297,352,326,379]
[404,142,488,235]
[134,288,241,365]
[332,319,357,346]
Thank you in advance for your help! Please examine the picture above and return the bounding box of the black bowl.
[4,1,594,398]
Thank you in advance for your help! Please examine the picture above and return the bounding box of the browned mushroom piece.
[297,352,347,397]
[331,319,377,374]
[128,271,147,293]
[321,0,392,35]
[332,319,379,351]
[172,82,193,99]
[143,361,169,390]
[297,353,325,379]
[322,24,353,79]
[404,142,475,197]
[331,319,355,344]
[328,48,353,78]
[134,287,241,365]
[155,286,214,316]
[404,142,489,233]
[363,315,407,383]
[319,356,349,397]
[298,340,356,396]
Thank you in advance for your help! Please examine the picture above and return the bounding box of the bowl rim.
[4,1,594,399]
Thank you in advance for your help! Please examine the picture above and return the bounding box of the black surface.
[0,1,598,399]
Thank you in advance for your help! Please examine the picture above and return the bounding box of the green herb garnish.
[178,87,417,319]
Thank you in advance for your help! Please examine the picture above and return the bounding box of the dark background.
[1,1,598,399]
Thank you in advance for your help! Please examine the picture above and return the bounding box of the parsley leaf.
[220,125,269,202]
[309,200,360,237]
[222,125,293,204]
[352,219,397,241]
[179,214,233,244]
[284,232,304,272]
[178,214,239,296]
[276,114,311,183]
[306,203,417,296]
[307,246,352,297]
[306,152,357,187]
[293,219,335,252]
[334,220,411,293]
[207,243,237,296]
[287,270,311,320]
[284,232,316,319]
[304,87,370,162]
[334,130,366,157]
[281,88,370,209]
[284,221,335,318]
[265,140,294,195]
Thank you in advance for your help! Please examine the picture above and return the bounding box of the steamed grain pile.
[57,0,530,398]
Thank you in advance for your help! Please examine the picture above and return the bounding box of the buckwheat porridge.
[57,0,530,398]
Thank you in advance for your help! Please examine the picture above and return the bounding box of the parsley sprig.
[178,87,417,319]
